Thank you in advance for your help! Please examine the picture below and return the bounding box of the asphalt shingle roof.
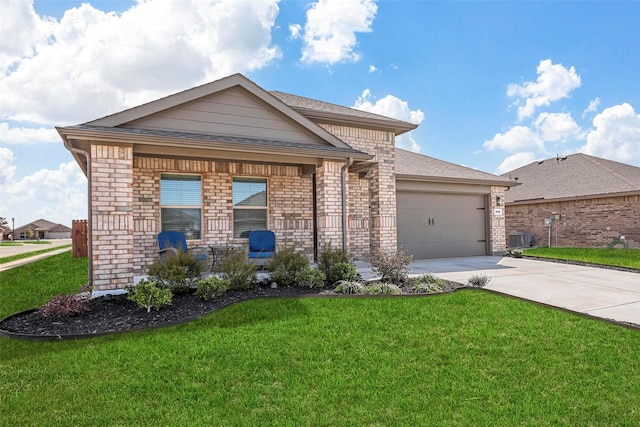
[502,153,640,203]
[396,148,515,185]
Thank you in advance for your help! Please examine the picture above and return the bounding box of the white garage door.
[397,191,488,259]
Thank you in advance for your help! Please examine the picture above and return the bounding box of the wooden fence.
[72,219,88,258]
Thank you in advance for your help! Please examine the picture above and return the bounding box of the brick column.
[91,144,134,291]
[490,186,507,254]
[315,160,344,251]
[368,147,397,254]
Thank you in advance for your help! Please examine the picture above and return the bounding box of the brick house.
[502,153,640,249]
[10,219,72,240]
[58,74,514,295]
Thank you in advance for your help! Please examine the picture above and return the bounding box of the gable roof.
[58,73,376,174]
[271,91,418,135]
[395,148,517,187]
[502,153,640,203]
[15,219,71,232]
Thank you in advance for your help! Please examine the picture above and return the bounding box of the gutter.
[341,157,354,251]
[62,139,93,291]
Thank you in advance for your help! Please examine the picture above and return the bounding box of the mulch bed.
[0,281,464,340]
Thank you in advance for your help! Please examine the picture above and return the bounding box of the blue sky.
[2,0,639,227]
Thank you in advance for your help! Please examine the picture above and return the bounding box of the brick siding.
[506,195,640,249]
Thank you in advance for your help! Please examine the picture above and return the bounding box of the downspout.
[341,157,354,251]
[63,139,93,290]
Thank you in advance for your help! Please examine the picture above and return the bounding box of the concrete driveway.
[357,256,640,326]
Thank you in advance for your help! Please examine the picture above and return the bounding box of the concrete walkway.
[357,256,640,326]
[0,239,73,272]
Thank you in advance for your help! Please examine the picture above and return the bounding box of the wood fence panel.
[72,219,88,258]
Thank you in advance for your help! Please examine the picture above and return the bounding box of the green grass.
[0,245,72,264]
[2,253,640,425]
[524,247,640,270]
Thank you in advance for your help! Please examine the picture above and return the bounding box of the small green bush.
[365,282,403,295]
[217,249,258,291]
[334,280,365,295]
[370,247,413,284]
[147,249,204,294]
[326,262,359,285]
[38,294,90,318]
[296,266,326,288]
[467,274,491,288]
[126,279,173,312]
[195,276,229,300]
[411,273,444,294]
[318,243,350,275]
[267,245,310,287]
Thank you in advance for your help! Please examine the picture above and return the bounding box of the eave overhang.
[396,173,520,188]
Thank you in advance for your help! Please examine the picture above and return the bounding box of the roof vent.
[537,160,544,165]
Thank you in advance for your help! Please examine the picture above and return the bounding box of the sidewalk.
[0,239,73,272]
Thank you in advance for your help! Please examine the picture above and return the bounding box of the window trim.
[232,176,268,238]
[160,173,203,241]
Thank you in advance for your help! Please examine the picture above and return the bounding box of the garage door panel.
[397,191,487,259]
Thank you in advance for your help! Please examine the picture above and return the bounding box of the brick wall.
[315,160,344,253]
[91,144,134,292]
[490,186,507,254]
[506,195,640,249]
[132,157,314,280]
[318,125,397,257]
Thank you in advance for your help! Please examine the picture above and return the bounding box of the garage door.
[397,192,488,259]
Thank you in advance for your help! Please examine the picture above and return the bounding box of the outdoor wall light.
[496,196,504,206]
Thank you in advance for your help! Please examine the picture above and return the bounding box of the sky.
[1,0,640,228]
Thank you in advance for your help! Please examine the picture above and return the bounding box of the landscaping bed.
[0,280,464,340]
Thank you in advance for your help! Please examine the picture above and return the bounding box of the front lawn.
[1,253,640,425]
[524,247,640,270]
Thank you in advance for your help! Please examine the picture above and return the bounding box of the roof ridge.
[580,153,638,189]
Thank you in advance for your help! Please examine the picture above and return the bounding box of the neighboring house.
[58,73,515,294]
[502,153,640,249]
[12,219,72,240]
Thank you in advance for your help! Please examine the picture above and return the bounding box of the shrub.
[365,282,403,295]
[267,245,310,287]
[467,274,491,288]
[195,276,229,300]
[370,247,413,284]
[334,280,365,295]
[217,249,258,291]
[318,243,350,276]
[296,266,326,288]
[147,249,204,294]
[38,294,90,318]
[411,273,444,294]
[507,248,523,258]
[326,262,359,285]
[126,279,173,312]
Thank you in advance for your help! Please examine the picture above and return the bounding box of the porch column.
[315,160,345,252]
[90,144,134,292]
[369,148,397,254]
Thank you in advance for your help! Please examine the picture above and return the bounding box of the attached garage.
[397,191,488,258]
[395,149,518,260]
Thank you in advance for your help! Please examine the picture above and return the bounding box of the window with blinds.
[160,174,202,240]
[233,177,267,238]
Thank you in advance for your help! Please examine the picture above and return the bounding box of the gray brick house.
[503,153,640,249]
[58,73,515,294]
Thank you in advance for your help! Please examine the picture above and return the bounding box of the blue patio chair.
[247,230,276,268]
[157,231,208,265]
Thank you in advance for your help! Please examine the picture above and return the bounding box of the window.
[233,177,267,238]
[160,174,202,240]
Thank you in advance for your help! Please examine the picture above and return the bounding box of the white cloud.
[298,0,377,65]
[580,103,640,165]
[354,89,424,124]
[0,0,281,125]
[289,23,302,39]
[496,152,538,174]
[0,123,60,144]
[582,97,601,117]
[0,157,87,226]
[353,89,424,152]
[483,126,544,153]
[533,112,580,142]
[369,65,378,73]
[507,59,581,120]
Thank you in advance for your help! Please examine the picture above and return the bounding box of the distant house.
[12,219,72,240]
[58,73,516,294]
[502,154,640,249]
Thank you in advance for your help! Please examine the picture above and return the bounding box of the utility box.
[508,232,534,248]
[544,218,552,227]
